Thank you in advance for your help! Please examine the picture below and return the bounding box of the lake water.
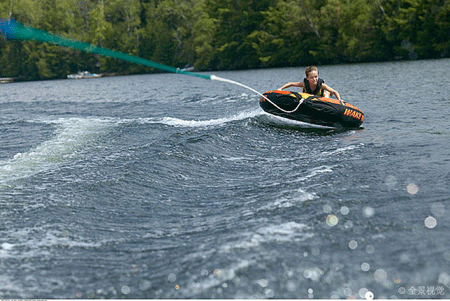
[1,59,450,299]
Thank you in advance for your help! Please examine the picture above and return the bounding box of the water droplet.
[121,285,131,295]
[168,273,177,282]
[424,216,437,229]
[340,206,349,215]
[349,240,358,250]
[443,250,450,261]
[365,291,374,300]
[344,287,352,297]
[286,280,297,292]
[326,214,339,226]
[407,183,419,195]
[361,262,370,272]
[257,279,269,288]
[344,220,353,229]
[139,280,152,291]
[323,204,332,213]
[363,206,375,218]
[438,272,450,287]
[366,245,375,254]
[385,175,397,190]
[265,288,274,298]
[359,288,369,299]
[374,269,388,282]
[303,270,312,279]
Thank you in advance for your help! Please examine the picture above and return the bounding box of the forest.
[1,0,449,80]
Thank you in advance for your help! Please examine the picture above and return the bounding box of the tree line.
[1,0,449,80]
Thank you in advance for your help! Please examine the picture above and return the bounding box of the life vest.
[303,78,325,96]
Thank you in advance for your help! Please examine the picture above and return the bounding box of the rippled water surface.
[1,59,450,299]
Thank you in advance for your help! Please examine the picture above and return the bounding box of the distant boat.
[0,77,13,83]
[67,71,103,79]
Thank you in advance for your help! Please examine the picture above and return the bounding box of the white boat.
[0,77,13,83]
[67,71,103,79]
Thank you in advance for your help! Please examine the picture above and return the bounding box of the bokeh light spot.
[424,216,437,229]
[121,285,131,295]
[361,262,370,272]
[407,183,419,195]
[265,288,275,298]
[323,204,332,213]
[363,206,375,218]
[344,220,353,229]
[374,269,388,282]
[139,280,152,291]
[385,175,397,190]
[168,273,177,282]
[349,240,358,250]
[366,245,375,254]
[340,206,349,215]
[365,291,374,300]
[326,214,338,226]
[257,279,269,288]
[443,250,450,261]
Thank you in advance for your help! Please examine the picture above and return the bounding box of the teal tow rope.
[0,18,278,105]
[0,18,210,80]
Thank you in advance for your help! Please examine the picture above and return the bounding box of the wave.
[0,109,261,186]
[0,117,115,185]
[220,222,313,252]
[321,144,363,157]
[135,109,262,128]
[179,221,313,297]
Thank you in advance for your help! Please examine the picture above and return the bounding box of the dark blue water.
[1,59,450,299]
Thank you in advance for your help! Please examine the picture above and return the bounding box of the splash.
[136,109,261,128]
[0,117,113,185]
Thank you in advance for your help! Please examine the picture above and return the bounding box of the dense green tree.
[202,0,276,69]
[336,0,387,62]
[0,0,449,80]
[248,0,320,67]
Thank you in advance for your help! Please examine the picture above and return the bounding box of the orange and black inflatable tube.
[260,90,364,128]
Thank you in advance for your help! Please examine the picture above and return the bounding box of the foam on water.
[220,222,313,253]
[321,143,363,157]
[1,226,103,260]
[179,221,314,297]
[0,117,114,185]
[135,109,262,128]
[292,165,335,183]
[261,188,318,211]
